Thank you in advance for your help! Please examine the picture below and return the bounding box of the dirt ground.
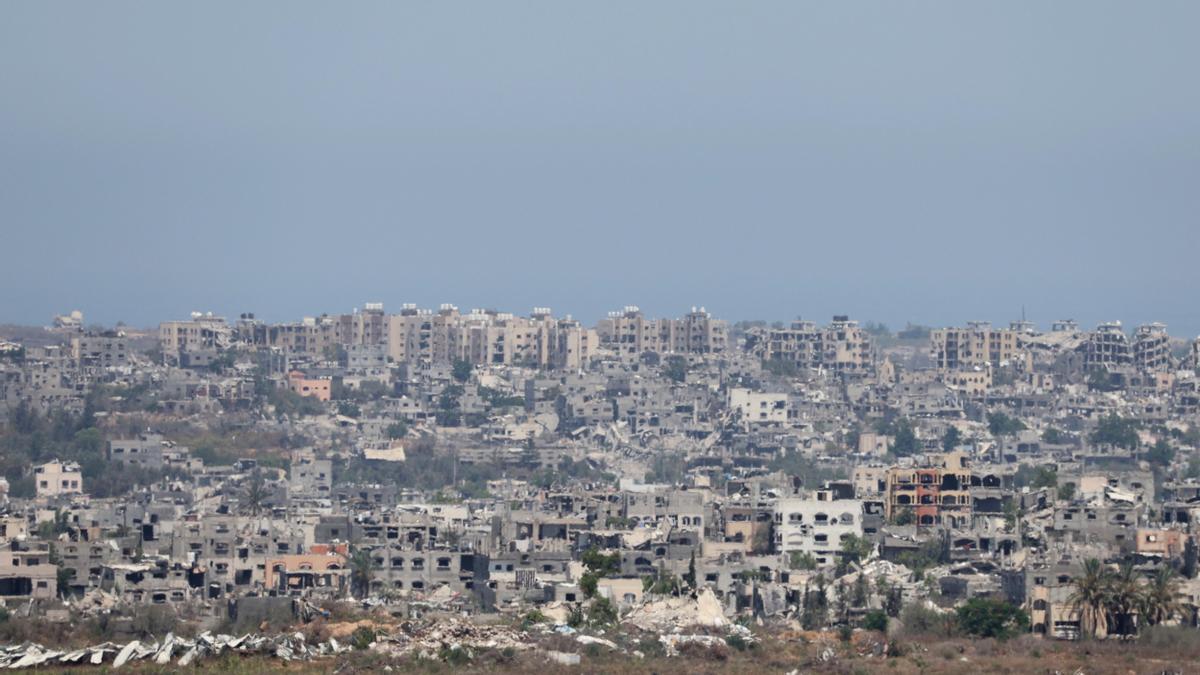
[114,631,1200,675]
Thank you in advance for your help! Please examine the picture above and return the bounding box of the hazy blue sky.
[2,2,1197,334]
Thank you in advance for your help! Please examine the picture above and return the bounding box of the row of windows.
[779,512,856,525]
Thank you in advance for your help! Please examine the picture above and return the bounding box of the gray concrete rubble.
[370,618,535,659]
[0,631,349,669]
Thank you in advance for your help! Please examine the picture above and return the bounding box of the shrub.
[439,645,471,666]
[862,610,888,633]
[726,634,750,651]
[520,609,548,629]
[587,597,618,626]
[350,626,376,650]
[579,572,599,598]
[955,598,1029,640]
[898,603,954,638]
[567,604,585,628]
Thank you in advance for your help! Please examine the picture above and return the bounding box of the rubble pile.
[658,624,755,657]
[372,618,534,659]
[0,631,349,669]
[622,587,729,632]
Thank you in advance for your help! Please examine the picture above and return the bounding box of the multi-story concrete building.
[729,388,788,425]
[597,307,727,360]
[288,371,331,401]
[664,308,728,355]
[752,316,874,375]
[334,303,388,348]
[943,368,991,397]
[598,306,665,359]
[1132,322,1171,373]
[773,488,865,567]
[34,460,83,498]
[290,450,332,497]
[108,433,190,470]
[0,543,58,600]
[930,322,1020,370]
[1083,322,1131,370]
[71,331,129,370]
[884,452,972,527]
[264,316,338,360]
[159,313,232,364]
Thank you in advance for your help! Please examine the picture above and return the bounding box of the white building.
[34,460,83,498]
[729,388,788,425]
[773,491,864,566]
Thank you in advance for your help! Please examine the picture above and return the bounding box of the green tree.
[683,550,697,591]
[566,604,585,628]
[1057,482,1076,501]
[72,428,105,456]
[1186,455,1200,480]
[1107,562,1141,637]
[436,384,464,426]
[451,359,473,383]
[1145,438,1175,467]
[644,566,680,595]
[942,426,962,452]
[987,412,1026,438]
[581,547,621,576]
[789,551,817,570]
[242,470,269,516]
[1042,427,1067,445]
[852,573,869,608]
[579,572,599,598]
[385,421,408,439]
[1184,537,1199,579]
[663,356,688,383]
[56,566,74,599]
[891,418,919,457]
[1069,558,1111,639]
[587,596,618,626]
[862,609,888,632]
[1140,567,1182,626]
[839,534,874,569]
[1090,414,1140,450]
[800,575,829,630]
[955,597,1029,639]
[348,548,376,599]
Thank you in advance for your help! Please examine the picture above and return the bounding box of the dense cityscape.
[0,304,1197,670]
[4,1,1197,672]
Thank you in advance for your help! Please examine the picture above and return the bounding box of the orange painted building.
[288,371,332,402]
[884,452,972,528]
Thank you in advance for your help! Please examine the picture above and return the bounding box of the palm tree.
[1106,562,1141,637]
[1140,567,1182,626]
[349,548,375,599]
[1069,558,1111,639]
[243,470,269,516]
